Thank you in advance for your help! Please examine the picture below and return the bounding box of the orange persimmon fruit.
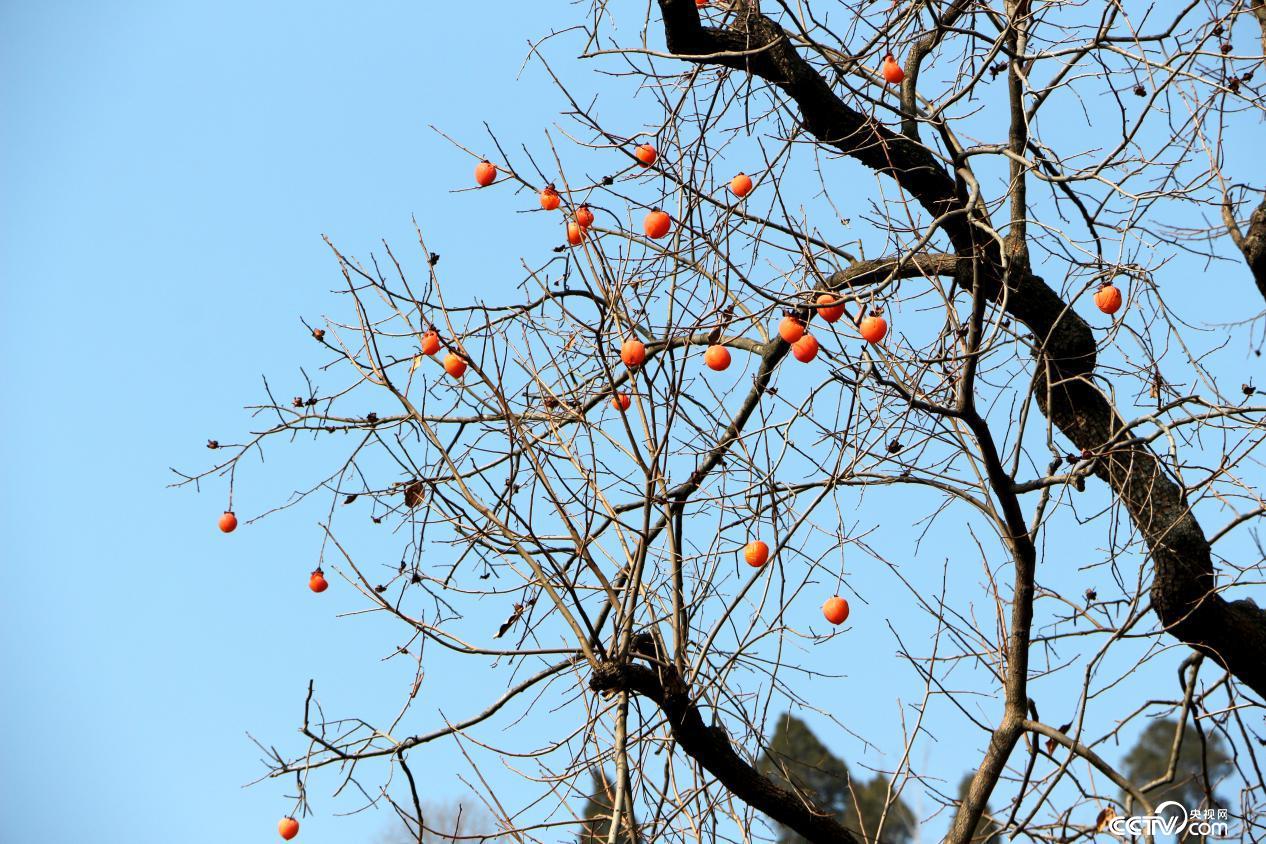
[859,311,888,344]
[1094,283,1123,315]
[704,345,731,371]
[816,293,845,323]
[278,817,300,840]
[744,541,769,568]
[779,315,806,344]
[444,353,467,378]
[420,330,440,356]
[620,338,647,367]
[792,334,819,362]
[643,209,671,239]
[539,185,561,210]
[823,596,850,625]
[474,160,497,187]
[309,569,328,593]
[881,54,905,84]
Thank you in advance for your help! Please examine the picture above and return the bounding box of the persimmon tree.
[177,1,1266,841]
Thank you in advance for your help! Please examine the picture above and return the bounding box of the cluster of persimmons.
[210,49,1130,835]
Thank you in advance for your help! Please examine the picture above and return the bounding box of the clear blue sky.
[0,3,565,841]
[3,3,1259,843]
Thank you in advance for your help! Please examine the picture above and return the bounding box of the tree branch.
[654,0,1266,700]
[1224,195,1266,304]
[590,643,861,844]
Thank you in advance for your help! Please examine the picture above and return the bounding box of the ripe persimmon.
[420,330,440,356]
[1094,283,1123,315]
[575,205,595,228]
[644,209,671,239]
[278,817,300,840]
[218,511,238,533]
[859,311,888,344]
[779,315,806,344]
[539,185,561,211]
[444,353,467,378]
[704,345,731,371]
[792,334,819,362]
[474,160,497,187]
[620,339,647,368]
[823,596,850,625]
[634,144,657,166]
[816,293,845,323]
[567,221,585,246]
[612,392,632,412]
[309,569,328,593]
[744,541,769,568]
[729,173,753,198]
[881,54,905,84]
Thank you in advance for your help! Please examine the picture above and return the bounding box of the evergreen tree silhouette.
[757,713,915,843]
[1122,718,1231,812]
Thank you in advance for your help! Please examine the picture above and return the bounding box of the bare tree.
[177,2,1266,841]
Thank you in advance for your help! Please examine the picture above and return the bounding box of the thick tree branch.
[1224,195,1266,303]
[654,0,1266,701]
[656,0,969,249]
[590,644,861,844]
[824,252,961,292]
